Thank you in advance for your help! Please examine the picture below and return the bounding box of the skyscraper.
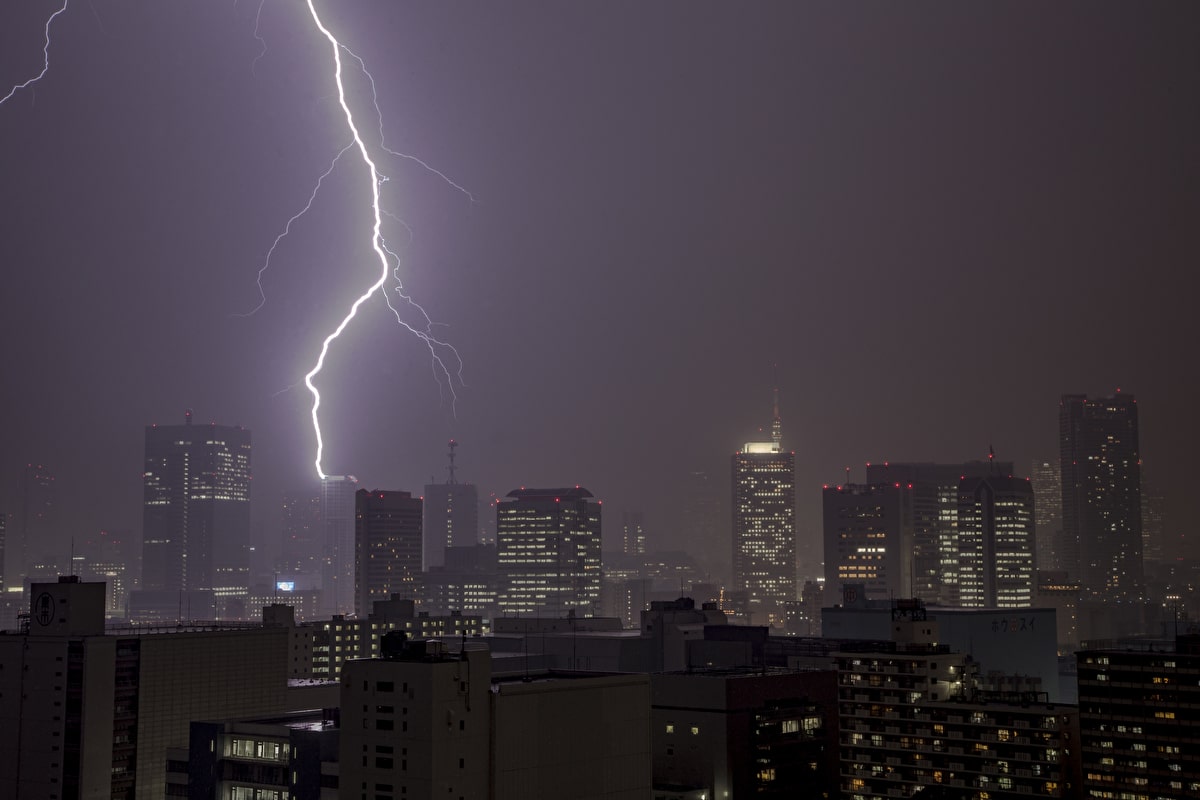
[957,474,1035,608]
[320,474,359,614]
[355,488,423,615]
[731,389,796,618]
[1031,458,1062,572]
[141,411,251,596]
[496,486,602,615]
[1059,393,1143,599]
[422,440,479,570]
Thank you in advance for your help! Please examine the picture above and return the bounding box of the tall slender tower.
[423,440,480,570]
[732,386,796,620]
[1059,393,1143,599]
[141,411,251,595]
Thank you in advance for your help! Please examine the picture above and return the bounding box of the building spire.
[771,365,782,452]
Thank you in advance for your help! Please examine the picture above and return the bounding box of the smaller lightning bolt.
[236,141,353,317]
[1,0,70,108]
[250,0,269,78]
[339,45,477,204]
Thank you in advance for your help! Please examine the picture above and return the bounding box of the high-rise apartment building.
[496,487,602,615]
[957,474,1035,608]
[1077,637,1200,799]
[1059,393,1143,598]
[355,488,423,616]
[822,483,912,605]
[732,390,796,618]
[836,610,1080,799]
[1031,458,1062,572]
[141,411,251,597]
[320,474,358,615]
[422,440,479,570]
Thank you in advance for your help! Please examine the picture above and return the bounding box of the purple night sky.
[1,1,1197,575]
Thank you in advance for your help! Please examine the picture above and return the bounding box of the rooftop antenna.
[845,466,851,486]
[185,408,193,426]
[446,439,459,485]
[988,444,996,475]
[771,364,782,452]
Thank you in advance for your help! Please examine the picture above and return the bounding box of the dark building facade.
[355,489,423,616]
[141,411,251,596]
[1059,393,1143,599]
[651,668,838,799]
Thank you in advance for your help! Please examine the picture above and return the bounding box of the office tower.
[355,488,423,615]
[496,486,602,615]
[865,460,1013,606]
[732,389,796,617]
[822,483,912,605]
[1032,458,1062,571]
[1059,393,1144,598]
[279,488,322,575]
[422,440,479,570]
[621,510,647,555]
[957,474,1035,608]
[320,474,358,614]
[1077,638,1200,799]
[141,411,251,596]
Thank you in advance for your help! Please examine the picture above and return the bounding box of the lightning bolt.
[1,0,70,107]
[302,0,464,480]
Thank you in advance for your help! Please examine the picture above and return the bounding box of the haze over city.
[2,0,1197,572]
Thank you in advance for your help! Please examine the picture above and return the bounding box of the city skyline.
[1,2,1197,569]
